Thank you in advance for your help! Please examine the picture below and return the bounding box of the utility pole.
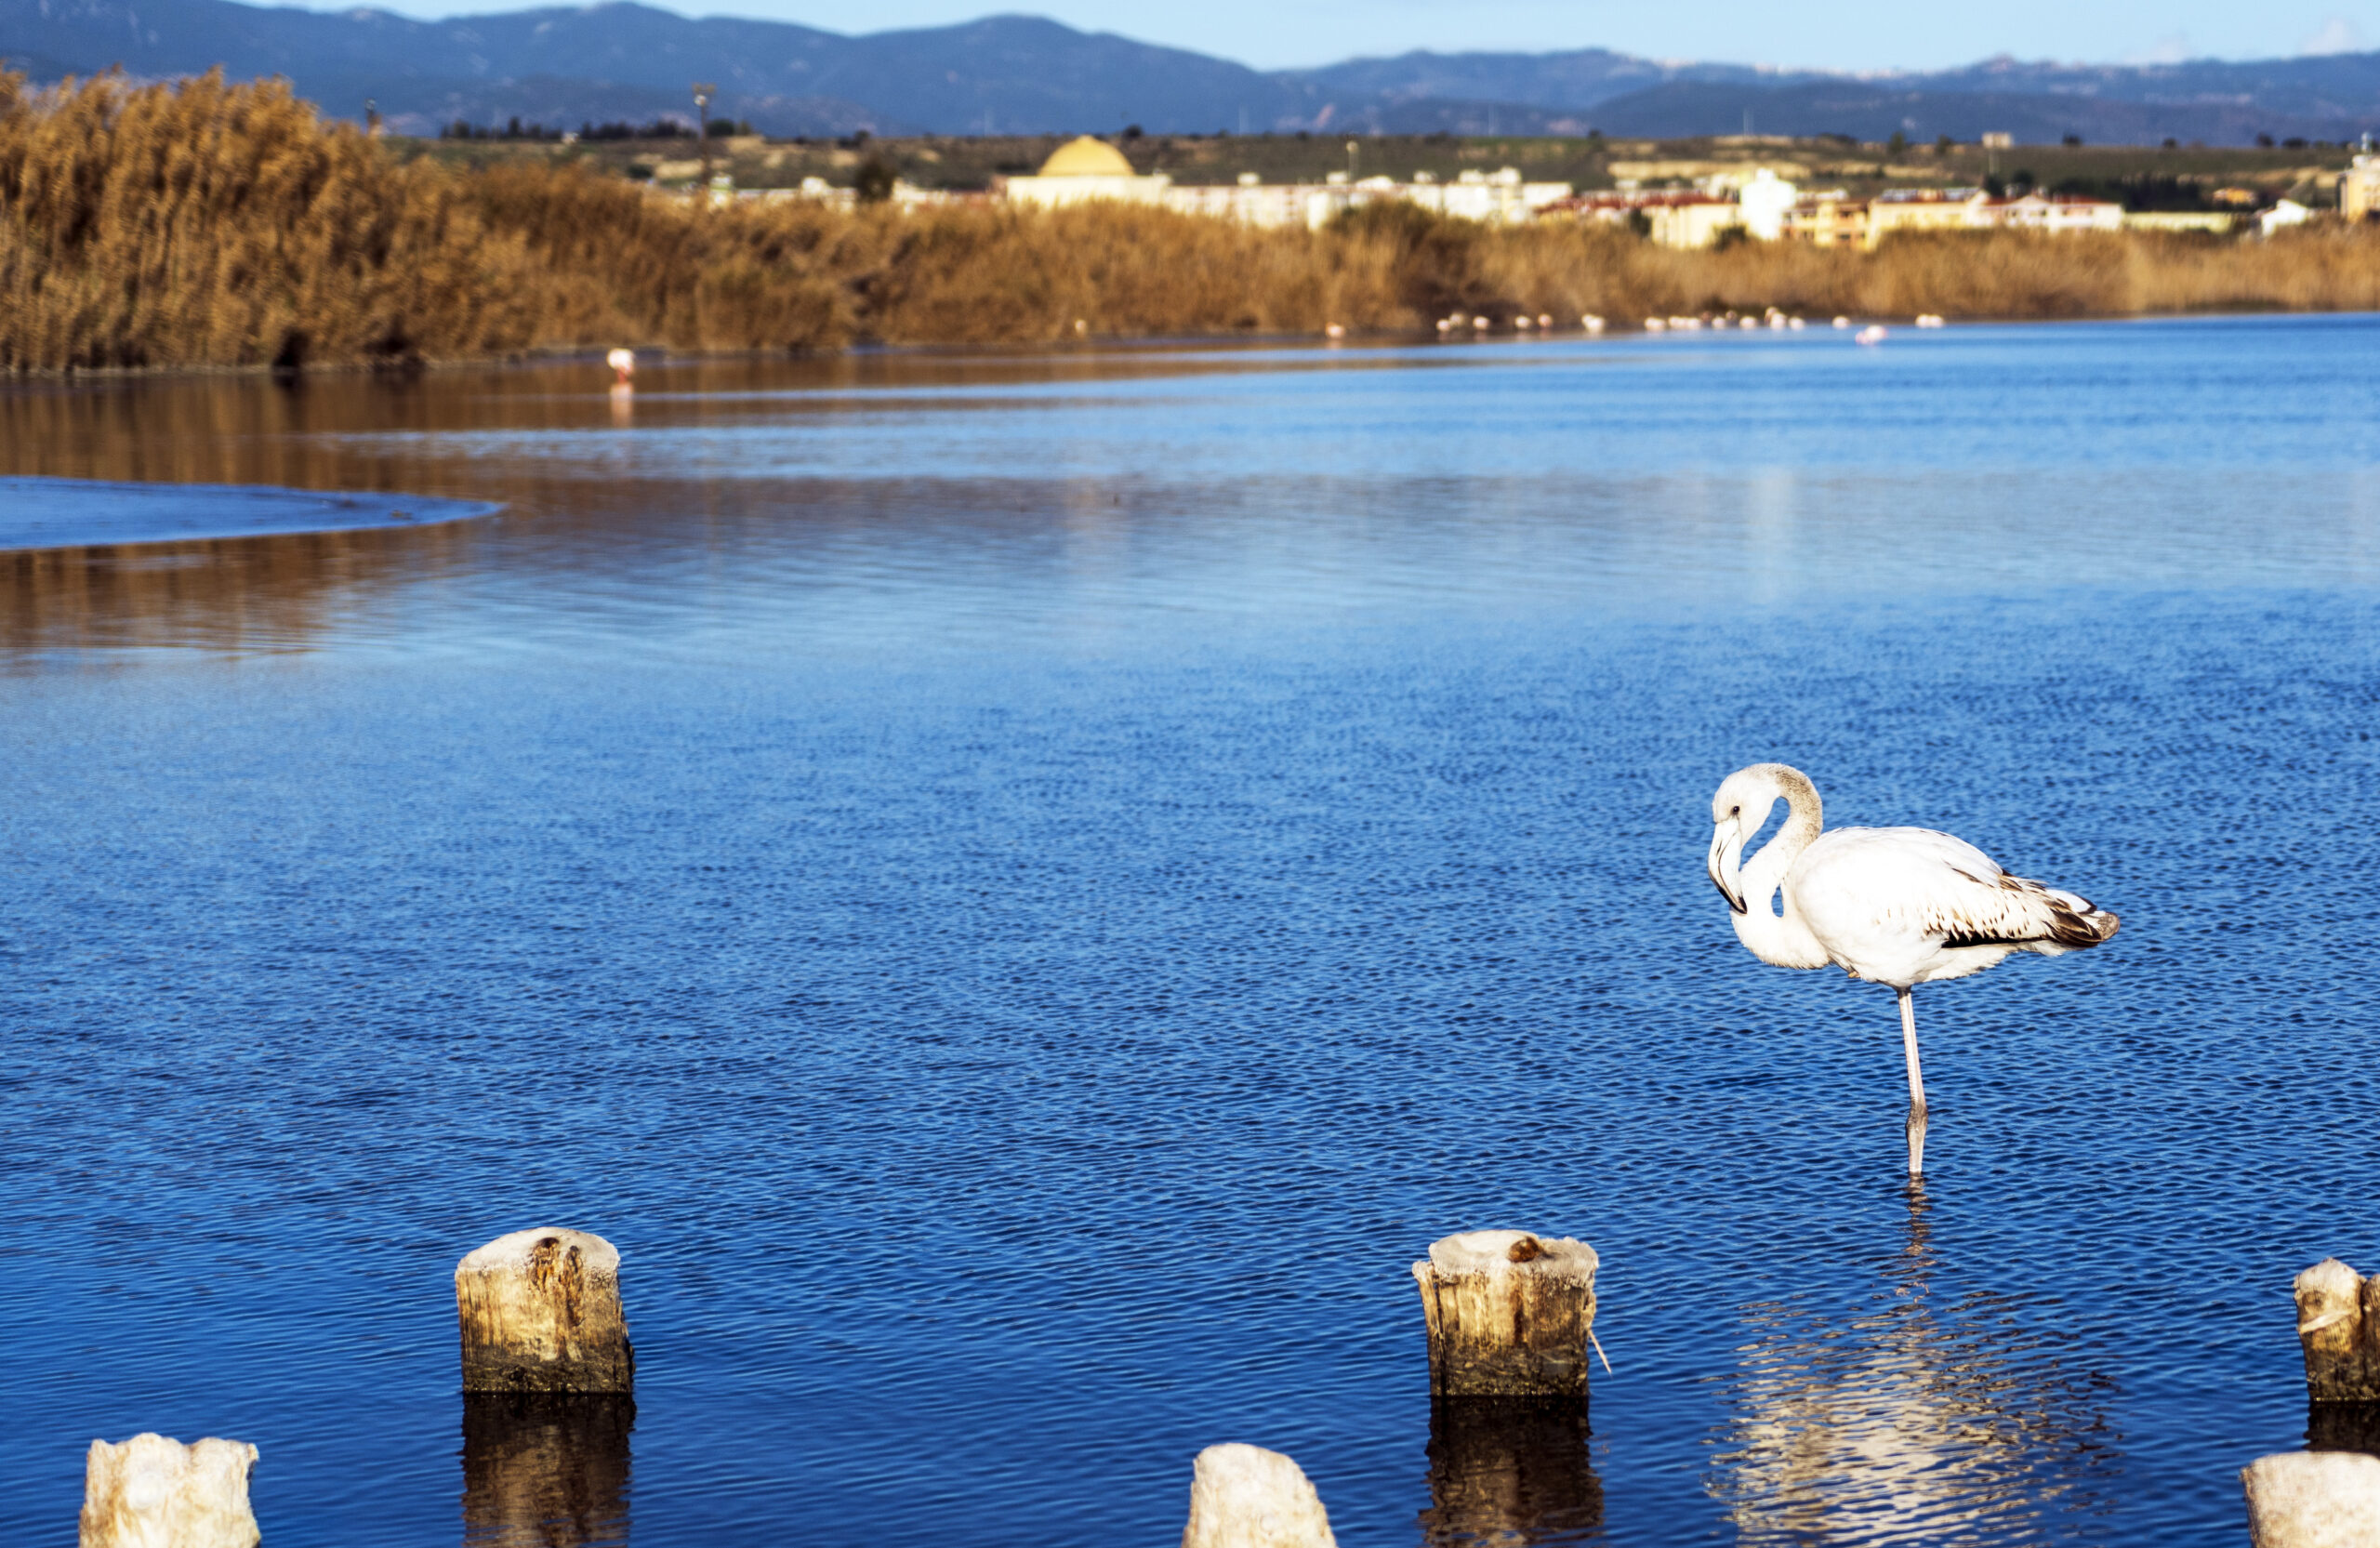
[693,82,716,192]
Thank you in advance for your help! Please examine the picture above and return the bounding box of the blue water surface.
[2,315,2378,1546]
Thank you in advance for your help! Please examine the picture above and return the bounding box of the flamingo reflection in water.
[1705,1185,2119,1545]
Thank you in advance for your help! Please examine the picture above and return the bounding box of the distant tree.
[1935,133,1953,153]
[2256,133,2275,148]
[1983,172,2006,197]
[2162,137,2178,149]
[1887,129,1907,153]
[2282,137,2307,149]
[2061,133,2082,147]
[2008,167,2035,193]
[854,157,898,203]
[1121,123,1144,140]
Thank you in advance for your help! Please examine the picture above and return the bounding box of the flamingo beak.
[1709,823,1747,915]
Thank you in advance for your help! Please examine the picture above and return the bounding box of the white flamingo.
[1706,763,2119,1173]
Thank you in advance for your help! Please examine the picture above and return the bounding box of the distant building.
[1985,192,2123,234]
[1002,136,1171,209]
[1865,188,1988,246]
[2343,155,2380,220]
[2260,198,2313,237]
[1737,167,1799,240]
[998,146,1568,229]
[1861,188,2120,248]
[754,176,973,213]
[1417,167,1576,224]
[1783,192,1867,246]
[1547,173,1815,248]
[2122,210,2238,234]
[1164,174,1325,228]
[1644,193,1744,249]
[1158,166,1570,230]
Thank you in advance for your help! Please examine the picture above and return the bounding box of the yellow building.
[1865,189,1986,248]
[2343,155,2380,221]
[2122,211,2237,234]
[1643,194,1743,249]
[1784,194,1867,246]
[1001,137,1171,209]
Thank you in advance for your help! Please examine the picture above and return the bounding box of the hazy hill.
[1302,46,2380,142]
[0,1,1314,133]
[3,0,2376,143]
[1277,46,1796,110]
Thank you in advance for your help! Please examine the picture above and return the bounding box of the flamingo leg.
[1898,987,1926,1175]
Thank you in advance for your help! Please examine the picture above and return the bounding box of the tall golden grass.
[5,72,2378,373]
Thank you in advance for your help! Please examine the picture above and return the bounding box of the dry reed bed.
[4,72,2378,373]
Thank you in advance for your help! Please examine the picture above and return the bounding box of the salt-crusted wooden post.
[2242,1451,2380,1548]
[457,1228,633,1394]
[1181,1443,1335,1548]
[1413,1231,1599,1398]
[80,1434,259,1548]
[2295,1258,2380,1402]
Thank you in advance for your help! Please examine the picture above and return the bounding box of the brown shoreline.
[7,74,2380,376]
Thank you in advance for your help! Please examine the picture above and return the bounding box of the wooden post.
[457,1228,634,1394]
[463,1393,633,1542]
[2242,1452,2380,1547]
[80,1434,258,1548]
[1181,1443,1335,1548]
[2295,1258,2380,1402]
[1412,1230,1599,1399]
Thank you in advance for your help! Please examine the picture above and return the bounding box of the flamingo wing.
[1789,827,2119,981]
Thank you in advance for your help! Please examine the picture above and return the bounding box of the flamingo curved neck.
[1730,771,1831,970]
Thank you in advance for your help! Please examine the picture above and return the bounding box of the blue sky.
[366,0,2375,71]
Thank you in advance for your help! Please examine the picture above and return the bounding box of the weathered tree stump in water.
[1412,1230,1599,1399]
[80,1434,259,1548]
[457,1228,633,1394]
[2242,1451,2380,1547]
[1181,1444,1336,1548]
[2295,1258,2380,1402]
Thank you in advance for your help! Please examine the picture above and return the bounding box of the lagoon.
[3,316,2378,1545]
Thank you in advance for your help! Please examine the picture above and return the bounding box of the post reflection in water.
[1705,1184,2117,1546]
[2307,1401,2380,1456]
[461,1393,633,1548]
[1419,1397,1603,1546]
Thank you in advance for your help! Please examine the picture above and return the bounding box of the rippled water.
[4,316,2379,1546]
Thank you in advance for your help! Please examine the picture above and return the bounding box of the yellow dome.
[1038,136,1136,178]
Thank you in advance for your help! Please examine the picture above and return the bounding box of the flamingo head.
[1707,765,1785,915]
